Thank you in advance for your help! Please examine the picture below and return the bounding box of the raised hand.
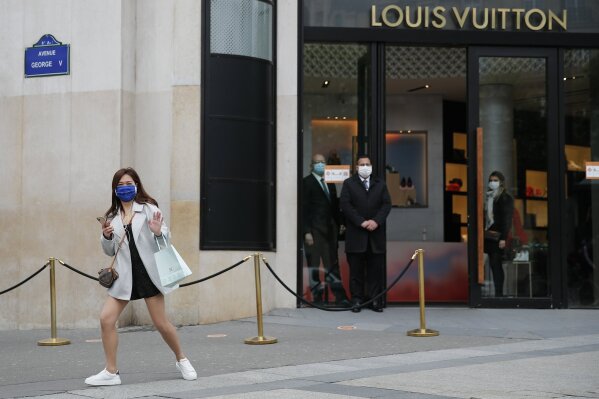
[149,211,163,236]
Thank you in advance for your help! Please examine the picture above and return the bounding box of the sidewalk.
[1,307,598,399]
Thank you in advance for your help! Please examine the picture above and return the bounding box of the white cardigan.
[100,202,177,300]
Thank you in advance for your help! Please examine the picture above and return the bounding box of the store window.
[384,46,468,303]
[564,49,599,308]
[301,43,369,305]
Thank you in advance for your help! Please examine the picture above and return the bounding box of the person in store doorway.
[85,167,197,386]
[303,154,350,306]
[484,170,514,297]
[340,155,392,312]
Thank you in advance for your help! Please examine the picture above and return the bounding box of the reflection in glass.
[479,56,549,298]
[564,49,599,308]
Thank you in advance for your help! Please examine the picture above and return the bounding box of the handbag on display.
[154,235,192,288]
[98,228,128,288]
[484,229,501,242]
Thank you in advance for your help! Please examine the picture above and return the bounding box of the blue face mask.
[115,185,137,202]
[313,162,326,176]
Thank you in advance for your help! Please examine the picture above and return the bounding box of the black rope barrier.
[55,257,250,287]
[1,254,249,297]
[180,256,251,287]
[0,263,49,296]
[262,255,415,312]
[59,260,99,281]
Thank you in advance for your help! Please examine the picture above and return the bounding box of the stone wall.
[0,0,298,330]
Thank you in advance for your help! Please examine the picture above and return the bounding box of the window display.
[385,131,427,207]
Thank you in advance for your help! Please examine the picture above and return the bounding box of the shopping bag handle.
[154,234,169,250]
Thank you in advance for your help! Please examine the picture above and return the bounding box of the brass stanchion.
[38,258,70,346]
[245,253,277,345]
[407,249,439,337]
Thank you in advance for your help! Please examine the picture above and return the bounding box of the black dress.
[125,224,160,300]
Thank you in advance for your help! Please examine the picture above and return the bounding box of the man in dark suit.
[340,155,392,312]
[303,153,349,305]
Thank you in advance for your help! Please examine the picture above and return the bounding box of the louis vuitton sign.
[370,5,567,31]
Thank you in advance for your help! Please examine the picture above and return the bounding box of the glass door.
[468,47,560,307]
[384,46,469,304]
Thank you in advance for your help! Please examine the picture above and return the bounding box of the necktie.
[363,179,369,191]
[320,178,330,200]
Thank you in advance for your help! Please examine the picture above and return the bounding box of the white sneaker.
[176,358,197,380]
[85,369,121,386]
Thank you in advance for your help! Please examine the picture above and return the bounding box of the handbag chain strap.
[107,213,134,270]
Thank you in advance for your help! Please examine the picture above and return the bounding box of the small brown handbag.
[98,264,119,288]
[98,220,130,288]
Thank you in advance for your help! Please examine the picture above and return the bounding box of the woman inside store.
[484,170,514,297]
[85,167,197,386]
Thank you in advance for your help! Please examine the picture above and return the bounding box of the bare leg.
[145,294,185,360]
[100,296,128,373]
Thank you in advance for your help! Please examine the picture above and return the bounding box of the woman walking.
[86,167,196,386]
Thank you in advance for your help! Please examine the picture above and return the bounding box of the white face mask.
[488,181,500,190]
[358,165,372,179]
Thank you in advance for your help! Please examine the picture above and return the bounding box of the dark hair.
[489,170,509,194]
[489,170,505,183]
[104,167,158,219]
[356,154,371,163]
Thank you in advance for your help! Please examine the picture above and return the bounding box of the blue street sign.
[24,34,70,78]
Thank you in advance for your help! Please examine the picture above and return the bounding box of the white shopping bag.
[154,236,192,288]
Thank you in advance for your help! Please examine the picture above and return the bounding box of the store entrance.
[468,47,560,307]
[300,43,564,308]
[301,44,473,307]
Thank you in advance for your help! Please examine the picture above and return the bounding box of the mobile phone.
[97,216,107,225]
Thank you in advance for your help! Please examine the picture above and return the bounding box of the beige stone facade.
[0,0,297,330]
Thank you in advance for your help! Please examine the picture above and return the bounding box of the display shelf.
[565,144,591,172]
[452,194,467,224]
[525,196,548,201]
[523,170,549,230]
[453,132,467,160]
[445,162,468,192]
[525,170,547,198]
[447,159,468,165]
[523,199,548,229]
[444,132,469,242]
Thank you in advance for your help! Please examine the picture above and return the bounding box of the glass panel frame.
[468,47,560,308]
[563,48,599,308]
[300,42,371,307]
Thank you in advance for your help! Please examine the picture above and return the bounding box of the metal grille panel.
[305,45,591,79]
[210,0,272,61]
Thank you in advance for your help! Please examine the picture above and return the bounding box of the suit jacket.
[340,174,392,254]
[488,190,514,241]
[303,174,341,237]
[101,202,177,300]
